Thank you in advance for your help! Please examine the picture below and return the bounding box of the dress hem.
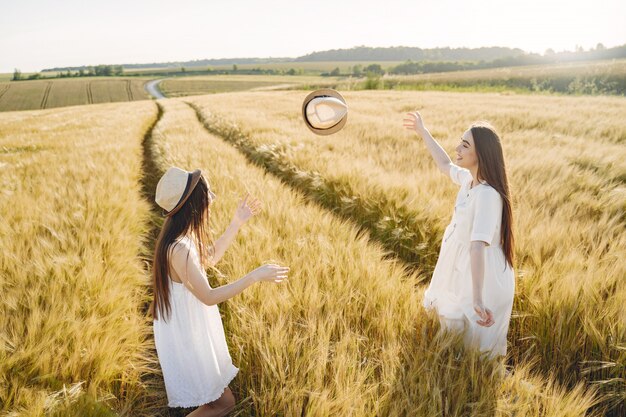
[167,366,239,409]
[423,293,481,324]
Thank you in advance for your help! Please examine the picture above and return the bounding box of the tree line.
[12,65,123,81]
[297,43,625,63]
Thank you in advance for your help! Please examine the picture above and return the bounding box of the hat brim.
[302,89,348,136]
[165,169,202,217]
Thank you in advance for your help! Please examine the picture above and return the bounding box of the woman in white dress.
[149,166,290,417]
[403,112,515,359]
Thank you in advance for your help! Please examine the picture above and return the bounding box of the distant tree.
[114,65,123,75]
[181,66,186,73]
[330,67,341,76]
[287,68,296,75]
[364,64,384,75]
[595,43,605,51]
[352,64,363,77]
[233,64,238,72]
[544,48,555,56]
[27,73,41,80]
[79,68,85,76]
[12,68,22,80]
[94,65,112,76]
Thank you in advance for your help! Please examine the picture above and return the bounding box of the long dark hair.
[149,174,216,321]
[471,122,515,271]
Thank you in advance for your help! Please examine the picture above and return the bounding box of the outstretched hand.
[403,110,427,135]
[249,263,290,283]
[233,193,262,224]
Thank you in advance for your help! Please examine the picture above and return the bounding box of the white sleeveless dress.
[153,236,239,408]
[423,163,515,358]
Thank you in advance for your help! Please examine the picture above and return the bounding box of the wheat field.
[144,98,601,416]
[0,101,165,415]
[184,90,626,415]
[159,75,343,98]
[0,78,150,112]
[0,88,623,416]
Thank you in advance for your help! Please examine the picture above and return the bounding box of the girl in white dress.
[403,112,516,359]
[149,166,289,417]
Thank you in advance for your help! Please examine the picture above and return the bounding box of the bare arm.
[171,242,289,306]
[210,218,243,266]
[403,111,452,175]
[470,241,494,327]
[207,193,262,266]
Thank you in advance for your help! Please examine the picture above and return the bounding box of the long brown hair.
[149,174,216,322]
[470,122,515,271]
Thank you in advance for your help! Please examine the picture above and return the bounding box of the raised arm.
[403,111,452,176]
[171,240,288,306]
[209,193,262,266]
[210,217,244,266]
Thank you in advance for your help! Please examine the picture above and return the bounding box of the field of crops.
[150,60,626,99]
[124,61,405,75]
[144,98,601,416]
[1,59,623,114]
[343,59,626,95]
[0,78,150,112]
[0,87,623,416]
[159,75,342,98]
[0,101,163,415]
[184,90,626,415]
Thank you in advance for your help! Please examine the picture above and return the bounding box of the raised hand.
[474,302,495,327]
[233,193,262,224]
[248,264,290,283]
[403,110,427,135]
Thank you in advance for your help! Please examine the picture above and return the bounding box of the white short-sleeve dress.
[153,235,239,408]
[422,163,515,357]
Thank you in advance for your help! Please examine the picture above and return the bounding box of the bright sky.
[1,0,624,73]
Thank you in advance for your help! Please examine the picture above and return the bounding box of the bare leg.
[185,388,236,417]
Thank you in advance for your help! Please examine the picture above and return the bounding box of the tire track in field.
[86,81,93,104]
[138,101,166,315]
[126,80,134,101]
[185,101,441,276]
[40,82,52,109]
[136,102,193,417]
[0,84,10,101]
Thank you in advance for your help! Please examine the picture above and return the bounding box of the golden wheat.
[146,98,601,416]
[0,101,161,416]
[185,90,625,414]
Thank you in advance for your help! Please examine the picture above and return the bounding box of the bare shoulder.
[168,236,193,256]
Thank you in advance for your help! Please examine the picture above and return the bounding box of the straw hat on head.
[302,89,348,135]
[155,166,202,217]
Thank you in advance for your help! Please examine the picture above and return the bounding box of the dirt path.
[145,79,166,99]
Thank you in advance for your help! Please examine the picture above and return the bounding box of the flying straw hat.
[302,89,348,135]
[155,166,203,217]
